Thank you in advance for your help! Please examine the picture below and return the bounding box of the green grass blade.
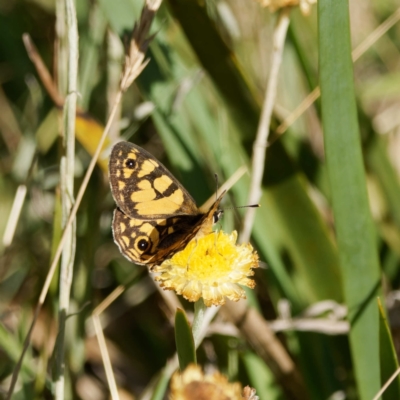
[318,1,382,398]
[175,308,196,371]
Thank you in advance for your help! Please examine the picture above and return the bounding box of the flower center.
[174,234,234,281]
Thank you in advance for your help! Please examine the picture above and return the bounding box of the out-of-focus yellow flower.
[242,385,260,400]
[169,364,243,400]
[256,0,317,15]
[154,231,259,307]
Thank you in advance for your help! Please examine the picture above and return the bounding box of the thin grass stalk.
[90,286,126,400]
[54,0,78,398]
[373,367,400,400]
[240,8,291,243]
[2,185,27,247]
[92,316,120,400]
[2,150,37,248]
[23,33,64,107]
[89,277,148,398]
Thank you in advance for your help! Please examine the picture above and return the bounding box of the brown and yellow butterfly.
[109,141,225,268]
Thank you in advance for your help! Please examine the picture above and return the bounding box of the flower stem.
[192,298,206,348]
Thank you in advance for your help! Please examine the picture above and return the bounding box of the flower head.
[154,231,259,307]
[169,364,243,400]
[242,386,260,400]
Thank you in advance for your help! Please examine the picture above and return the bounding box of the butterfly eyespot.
[125,158,136,169]
[137,238,150,252]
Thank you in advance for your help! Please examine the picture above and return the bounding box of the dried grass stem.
[240,8,291,243]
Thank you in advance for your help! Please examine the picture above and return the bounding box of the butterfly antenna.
[222,204,260,211]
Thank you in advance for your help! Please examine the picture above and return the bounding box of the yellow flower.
[169,364,243,400]
[154,231,259,307]
[242,386,260,400]
[256,0,317,15]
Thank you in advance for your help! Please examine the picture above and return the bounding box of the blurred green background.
[1,0,400,399]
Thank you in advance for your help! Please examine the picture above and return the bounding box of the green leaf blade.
[318,1,382,398]
[175,308,196,371]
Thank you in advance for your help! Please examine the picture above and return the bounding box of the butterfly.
[109,141,225,268]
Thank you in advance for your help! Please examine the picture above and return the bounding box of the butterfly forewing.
[109,141,199,220]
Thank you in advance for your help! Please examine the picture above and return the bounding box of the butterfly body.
[109,141,224,268]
